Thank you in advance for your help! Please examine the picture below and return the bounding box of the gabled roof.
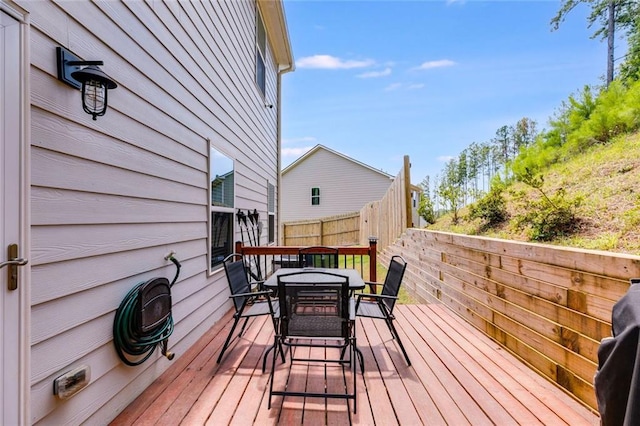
[282,144,394,179]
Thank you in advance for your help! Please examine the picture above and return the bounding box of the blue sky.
[280,0,615,184]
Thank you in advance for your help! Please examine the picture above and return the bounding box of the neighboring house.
[281,145,394,223]
[1,0,292,424]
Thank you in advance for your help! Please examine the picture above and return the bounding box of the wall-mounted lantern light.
[56,47,118,121]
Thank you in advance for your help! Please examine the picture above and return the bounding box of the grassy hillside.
[427,131,640,255]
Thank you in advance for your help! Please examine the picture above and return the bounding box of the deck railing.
[234,238,378,284]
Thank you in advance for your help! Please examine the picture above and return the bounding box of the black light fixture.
[56,47,118,121]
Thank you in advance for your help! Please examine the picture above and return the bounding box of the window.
[268,182,275,243]
[311,187,320,206]
[210,146,235,271]
[255,8,266,96]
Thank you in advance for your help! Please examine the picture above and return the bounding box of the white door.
[1,8,28,425]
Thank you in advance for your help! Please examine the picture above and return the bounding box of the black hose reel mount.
[113,252,181,366]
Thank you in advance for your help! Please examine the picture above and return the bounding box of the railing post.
[369,236,378,292]
[235,241,243,255]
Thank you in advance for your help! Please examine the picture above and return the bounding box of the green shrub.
[511,171,581,241]
[563,80,640,155]
[418,193,436,225]
[468,184,508,228]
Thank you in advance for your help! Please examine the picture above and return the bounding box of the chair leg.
[271,317,285,364]
[263,344,275,373]
[355,346,365,374]
[237,316,250,337]
[352,336,357,414]
[386,317,411,366]
[268,334,280,409]
[262,339,285,373]
[216,315,241,364]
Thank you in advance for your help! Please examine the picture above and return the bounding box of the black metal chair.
[216,254,283,371]
[298,246,339,268]
[355,255,411,366]
[268,270,358,413]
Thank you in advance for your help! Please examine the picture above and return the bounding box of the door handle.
[2,244,28,291]
[0,258,28,268]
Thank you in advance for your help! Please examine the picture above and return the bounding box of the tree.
[467,142,482,200]
[493,125,512,165]
[551,0,640,85]
[619,14,640,82]
[511,117,538,155]
[437,159,466,224]
[457,150,469,205]
[418,192,436,225]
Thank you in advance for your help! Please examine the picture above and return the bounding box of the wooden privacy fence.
[282,156,415,250]
[360,156,412,250]
[282,212,360,246]
[382,228,640,411]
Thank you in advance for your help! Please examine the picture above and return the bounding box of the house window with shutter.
[268,182,275,243]
[255,7,266,96]
[311,187,320,206]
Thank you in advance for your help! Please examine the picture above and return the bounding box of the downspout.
[277,63,293,245]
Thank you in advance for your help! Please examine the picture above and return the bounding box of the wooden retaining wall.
[381,228,640,411]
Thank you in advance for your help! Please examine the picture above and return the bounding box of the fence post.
[403,155,412,229]
[369,236,378,292]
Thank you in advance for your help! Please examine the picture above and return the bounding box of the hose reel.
[113,253,181,366]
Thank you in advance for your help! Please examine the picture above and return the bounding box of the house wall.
[281,148,393,223]
[19,1,284,424]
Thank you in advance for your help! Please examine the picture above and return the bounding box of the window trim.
[209,145,236,275]
[255,6,266,97]
[311,187,320,206]
[267,182,275,244]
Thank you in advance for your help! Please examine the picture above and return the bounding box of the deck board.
[110,304,600,425]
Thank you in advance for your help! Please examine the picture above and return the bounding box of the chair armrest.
[250,279,266,291]
[230,290,273,299]
[363,281,379,294]
[355,292,397,312]
[356,293,398,301]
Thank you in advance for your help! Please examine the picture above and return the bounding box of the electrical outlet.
[53,365,91,400]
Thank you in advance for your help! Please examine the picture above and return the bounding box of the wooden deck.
[111,304,599,425]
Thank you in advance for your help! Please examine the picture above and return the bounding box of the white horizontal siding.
[17,0,286,423]
[31,222,205,265]
[281,149,393,222]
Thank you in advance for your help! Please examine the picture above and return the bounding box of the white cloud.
[296,55,375,69]
[384,83,403,92]
[414,59,456,70]
[384,82,424,91]
[282,146,314,158]
[437,155,455,162]
[282,136,317,145]
[357,67,392,78]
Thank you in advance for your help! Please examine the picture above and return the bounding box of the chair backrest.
[223,253,251,312]
[380,255,407,313]
[298,246,339,268]
[277,271,350,339]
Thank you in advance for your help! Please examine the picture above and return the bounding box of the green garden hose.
[113,255,181,366]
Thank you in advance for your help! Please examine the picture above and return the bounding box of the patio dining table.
[262,267,366,375]
[263,267,366,292]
